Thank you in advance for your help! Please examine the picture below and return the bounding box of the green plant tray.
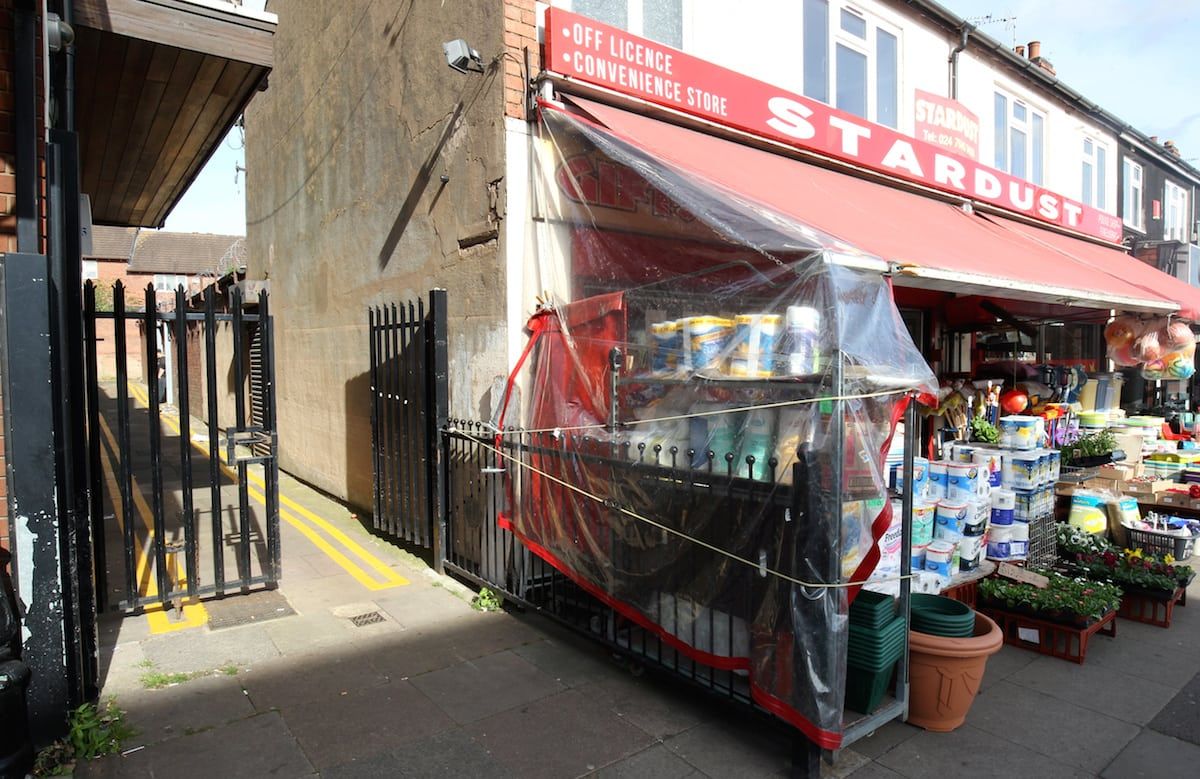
[850,591,897,627]
[845,661,898,714]
[849,618,906,651]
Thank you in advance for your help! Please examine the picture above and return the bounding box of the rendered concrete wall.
[244,0,509,509]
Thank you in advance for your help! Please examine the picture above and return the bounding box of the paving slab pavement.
[76,465,1200,778]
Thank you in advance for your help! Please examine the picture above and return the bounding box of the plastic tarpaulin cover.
[500,102,936,747]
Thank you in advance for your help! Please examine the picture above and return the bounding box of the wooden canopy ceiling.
[73,0,275,227]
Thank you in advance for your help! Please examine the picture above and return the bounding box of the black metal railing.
[84,281,280,613]
[368,290,448,566]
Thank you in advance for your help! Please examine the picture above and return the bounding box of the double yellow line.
[96,415,208,634]
[126,383,408,591]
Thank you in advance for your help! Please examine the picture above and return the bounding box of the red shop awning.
[558,96,1184,317]
[985,214,1200,320]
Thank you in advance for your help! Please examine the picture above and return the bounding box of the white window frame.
[1081,136,1108,211]
[1123,158,1145,232]
[1165,181,1189,242]
[563,0,688,48]
[802,1,901,127]
[993,89,1045,186]
[82,260,99,280]
[153,274,189,293]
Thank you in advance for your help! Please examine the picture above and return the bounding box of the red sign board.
[914,90,979,161]
[545,8,1122,243]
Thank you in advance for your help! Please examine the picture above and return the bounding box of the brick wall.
[0,0,47,563]
[1,0,16,555]
[503,0,537,119]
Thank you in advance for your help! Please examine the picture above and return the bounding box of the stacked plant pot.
[845,591,906,714]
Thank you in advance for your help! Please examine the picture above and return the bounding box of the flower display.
[979,571,1122,623]
[1055,523,1194,593]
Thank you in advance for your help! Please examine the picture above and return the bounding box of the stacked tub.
[845,591,906,714]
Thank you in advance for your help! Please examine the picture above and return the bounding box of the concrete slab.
[467,689,654,779]
[322,729,515,779]
[278,679,454,769]
[1085,626,1200,689]
[978,643,1039,691]
[664,717,791,778]
[1148,671,1200,746]
[410,650,565,724]
[846,719,921,760]
[117,674,255,745]
[240,652,390,712]
[373,584,481,627]
[1101,729,1200,778]
[262,609,357,657]
[140,623,280,674]
[79,711,314,779]
[877,723,1092,778]
[591,743,699,778]
[577,668,716,741]
[966,680,1139,773]
[1007,655,1179,725]
[845,763,903,778]
[514,635,627,689]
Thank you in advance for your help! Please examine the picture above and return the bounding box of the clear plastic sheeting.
[497,102,936,747]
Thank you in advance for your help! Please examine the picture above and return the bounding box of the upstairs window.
[803,1,899,127]
[571,0,684,48]
[1123,158,1144,231]
[82,260,99,280]
[1081,137,1108,210]
[994,91,1044,185]
[153,274,189,293]
[1165,181,1189,242]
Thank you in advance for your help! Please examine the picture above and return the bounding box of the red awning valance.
[560,96,1192,319]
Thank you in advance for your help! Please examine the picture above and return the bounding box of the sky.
[942,0,1200,161]
[161,0,267,235]
[162,0,1200,236]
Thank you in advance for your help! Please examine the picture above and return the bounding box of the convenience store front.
[493,8,1200,750]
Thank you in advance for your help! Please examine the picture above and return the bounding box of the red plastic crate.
[978,606,1117,664]
[1118,586,1186,628]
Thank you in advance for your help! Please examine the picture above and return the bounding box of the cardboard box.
[1125,480,1176,499]
[1112,433,1144,464]
[1083,477,1123,494]
[1098,462,1144,481]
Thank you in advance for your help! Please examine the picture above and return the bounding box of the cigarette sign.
[914,90,980,161]
[545,8,1122,243]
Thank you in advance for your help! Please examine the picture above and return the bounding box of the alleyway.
[77,388,1200,778]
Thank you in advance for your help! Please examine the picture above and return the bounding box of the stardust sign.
[546,8,1122,243]
[914,90,979,160]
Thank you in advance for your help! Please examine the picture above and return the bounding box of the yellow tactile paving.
[125,382,408,591]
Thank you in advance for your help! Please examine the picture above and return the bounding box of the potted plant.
[1061,429,1119,468]
[978,572,1122,629]
[1057,524,1195,593]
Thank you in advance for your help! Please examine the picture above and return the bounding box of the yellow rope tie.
[467,436,916,591]
[491,386,913,436]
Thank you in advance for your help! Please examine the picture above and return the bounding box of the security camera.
[443,39,484,74]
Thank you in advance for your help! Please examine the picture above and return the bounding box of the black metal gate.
[368,289,449,567]
[83,281,279,613]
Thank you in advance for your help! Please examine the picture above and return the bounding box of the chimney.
[1015,44,1026,57]
[1165,140,1181,157]
[1027,41,1041,59]
[1151,135,1159,143]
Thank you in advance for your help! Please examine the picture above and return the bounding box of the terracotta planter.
[907,612,1003,732]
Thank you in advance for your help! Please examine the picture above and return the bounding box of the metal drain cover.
[350,611,385,627]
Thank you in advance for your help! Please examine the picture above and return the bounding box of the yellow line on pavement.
[96,415,208,633]
[128,382,407,590]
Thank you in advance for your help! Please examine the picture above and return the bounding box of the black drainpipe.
[948,23,971,100]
